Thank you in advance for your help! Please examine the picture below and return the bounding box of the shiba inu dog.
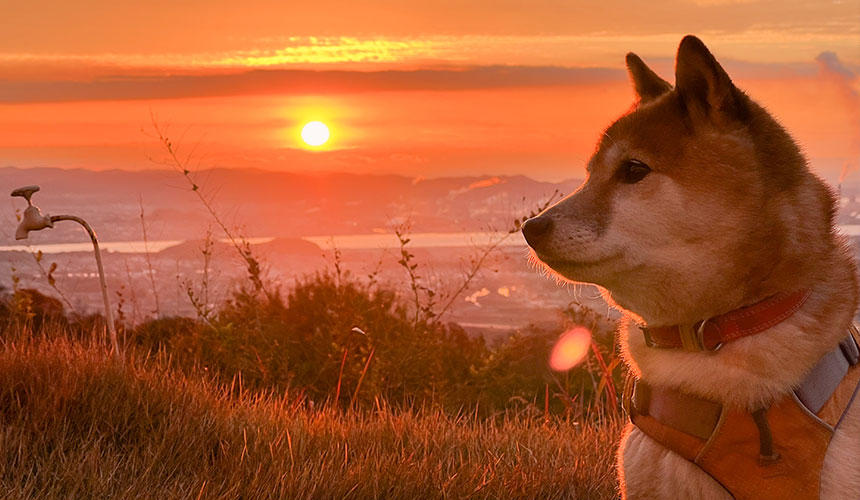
[522,36,860,499]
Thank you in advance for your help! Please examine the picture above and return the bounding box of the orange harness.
[624,293,860,500]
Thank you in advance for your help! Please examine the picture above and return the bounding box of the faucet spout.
[15,205,53,240]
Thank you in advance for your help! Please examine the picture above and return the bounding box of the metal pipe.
[50,214,120,358]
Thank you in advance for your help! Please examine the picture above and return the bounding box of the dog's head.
[524,36,835,323]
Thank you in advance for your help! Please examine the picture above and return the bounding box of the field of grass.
[0,336,621,499]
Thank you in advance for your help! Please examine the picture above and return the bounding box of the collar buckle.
[679,319,722,352]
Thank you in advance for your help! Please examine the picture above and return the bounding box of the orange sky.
[1,1,858,181]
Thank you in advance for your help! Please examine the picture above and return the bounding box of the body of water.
[4,225,860,255]
[0,232,526,254]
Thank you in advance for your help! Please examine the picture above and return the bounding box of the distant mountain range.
[1,167,580,245]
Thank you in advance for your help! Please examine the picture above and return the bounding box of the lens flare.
[549,326,592,371]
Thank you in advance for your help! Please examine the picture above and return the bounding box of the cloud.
[684,0,759,4]
[0,66,623,103]
[467,177,504,190]
[817,52,858,82]
[5,2,858,54]
[4,49,853,104]
[816,51,860,181]
[0,37,439,70]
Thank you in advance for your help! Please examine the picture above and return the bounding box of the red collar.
[641,290,811,351]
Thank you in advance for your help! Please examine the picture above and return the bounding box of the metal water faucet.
[11,185,53,239]
[10,184,121,358]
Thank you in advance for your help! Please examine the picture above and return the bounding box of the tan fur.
[525,35,860,498]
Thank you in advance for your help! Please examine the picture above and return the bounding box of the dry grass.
[0,338,621,499]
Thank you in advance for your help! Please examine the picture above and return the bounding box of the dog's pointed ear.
[626,53,671,103]
[675,35,745,122]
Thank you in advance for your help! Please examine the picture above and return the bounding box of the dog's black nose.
[521,216,553,248]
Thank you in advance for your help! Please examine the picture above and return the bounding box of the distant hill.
[255,237,323,257]
[156,239,234,260]
[0,167,580,245]
[156,237,322,260]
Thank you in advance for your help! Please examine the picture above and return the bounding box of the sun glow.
[301,121,330,147]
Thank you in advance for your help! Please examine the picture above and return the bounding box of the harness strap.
[750,406,780,464]
[624,379,720,440]
[795,327,860,415]
[625,331,860,435]
[624,329,860,500]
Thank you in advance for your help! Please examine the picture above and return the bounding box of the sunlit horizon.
[1,2,857,182]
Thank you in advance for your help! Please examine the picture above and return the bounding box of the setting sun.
[301,121,330,147]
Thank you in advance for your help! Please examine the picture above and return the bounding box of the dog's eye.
[619,159,651,184]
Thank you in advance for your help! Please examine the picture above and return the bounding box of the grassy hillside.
[0,338,621,499]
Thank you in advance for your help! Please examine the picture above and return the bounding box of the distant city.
[0,167,590,338]
[3,166,859,337]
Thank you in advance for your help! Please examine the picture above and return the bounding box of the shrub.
[25,269,622,418]
[0,287,68,336]
[136,271,490,410]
